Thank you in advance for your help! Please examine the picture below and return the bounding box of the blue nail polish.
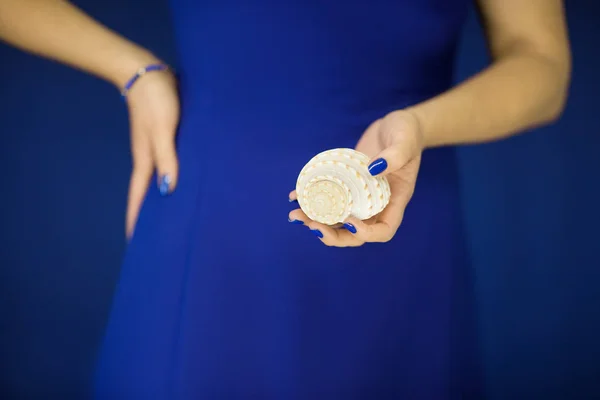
[343,223,357,234]
[159,175,171,196]
[288,218,304,225]
[368,158,387,176]
[311,229,323,238]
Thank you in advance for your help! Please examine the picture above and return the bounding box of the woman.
[0,0,570,398]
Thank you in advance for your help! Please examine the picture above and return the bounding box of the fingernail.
[310,229,323,238]
[289,198,297,203]
[343,223,357,234]
[288,218,304,225]
[159,174,171,196]
[368,158,387,176]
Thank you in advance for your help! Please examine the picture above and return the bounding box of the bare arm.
[0,0,160,89]
[408,0,571,148]
[0,0,180,238]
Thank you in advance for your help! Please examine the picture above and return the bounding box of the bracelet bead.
[121,63,169,98]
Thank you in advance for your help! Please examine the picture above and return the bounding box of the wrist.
[384,108,427,152]
[107,47,164,91]
[403,106,431,149]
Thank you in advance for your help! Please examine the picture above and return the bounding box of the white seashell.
[295,148,391,225]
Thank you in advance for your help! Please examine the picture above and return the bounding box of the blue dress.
[94,0,482,398]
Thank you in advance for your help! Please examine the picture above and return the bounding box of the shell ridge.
[295,148,391,225]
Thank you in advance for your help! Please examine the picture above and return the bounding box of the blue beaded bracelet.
[121,63,169,97]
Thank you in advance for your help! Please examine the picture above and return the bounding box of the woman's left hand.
[288,110,425,247]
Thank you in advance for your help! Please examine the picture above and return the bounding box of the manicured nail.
[368,158,387,176]
[343,223,357,234]
[311,229,323,238]
[288,218,304,225]
[159,174,171,196]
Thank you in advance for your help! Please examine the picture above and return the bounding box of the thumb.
[367,143,412,177]
[152,132,179,196]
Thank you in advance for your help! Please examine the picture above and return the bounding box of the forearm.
[409,51,571,149]
[0,0,159,89]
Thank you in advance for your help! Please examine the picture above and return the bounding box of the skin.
[289,0,571,247]
[0,0,180,239]
[0,0,571,244]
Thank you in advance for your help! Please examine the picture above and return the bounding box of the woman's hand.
[0,0,184,239]
[124,68,180,239]
[288,110,424,247]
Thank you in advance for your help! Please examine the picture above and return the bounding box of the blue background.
[1,1,598,398]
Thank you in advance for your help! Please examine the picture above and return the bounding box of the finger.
[126,159,153,239]
[288,207,308,225]
[290,208,363,247]
[287,207,343,229]
[288,189,297,203]
[343,182,412,243]
[151,129,179,196]
[342,215,398,243]
[308,220,364,247]
[367,143,412,177]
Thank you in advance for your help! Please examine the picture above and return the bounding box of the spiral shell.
[295,148,391,225]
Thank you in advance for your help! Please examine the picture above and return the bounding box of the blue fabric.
[93,1,482,398]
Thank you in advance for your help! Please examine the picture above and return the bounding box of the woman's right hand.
[123,67,180,239]
[0,0,181,239]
